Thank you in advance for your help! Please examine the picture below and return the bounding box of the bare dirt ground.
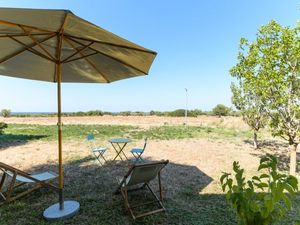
[1,138,260,194]
[1,115,248,129]
[0,116,265,195]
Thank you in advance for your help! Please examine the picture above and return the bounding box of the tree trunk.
[253,131,258,149]
[289,144,298,176]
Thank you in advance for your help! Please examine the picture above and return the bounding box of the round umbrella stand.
[43,200,80,221]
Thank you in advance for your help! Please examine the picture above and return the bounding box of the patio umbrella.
[0,8,156,220]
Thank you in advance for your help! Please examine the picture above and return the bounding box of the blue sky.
[0,0,299,112]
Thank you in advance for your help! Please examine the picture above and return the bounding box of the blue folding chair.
[130,137,147,162]
[87,133,107,165]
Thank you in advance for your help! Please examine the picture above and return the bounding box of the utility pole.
[185,88,188,125]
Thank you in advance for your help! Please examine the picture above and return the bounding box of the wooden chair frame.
[115,160,169,219]
[0,162,58,206]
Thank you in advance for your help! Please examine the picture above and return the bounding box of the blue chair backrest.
[87,133,94,141]
[142,137,148,151]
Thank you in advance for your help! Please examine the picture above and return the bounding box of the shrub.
[168,109,186,117]
[212,104,230,117]
[1,109,11,118]
[0,122,8,134]
[119,111,131,116]
[149,110,156,116]
[220,155,298,225]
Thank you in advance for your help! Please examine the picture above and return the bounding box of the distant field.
[1,115,249,129]
[0,116,299,225]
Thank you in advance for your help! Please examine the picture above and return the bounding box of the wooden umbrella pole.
[56,31,64,210]
[57,62,64,210]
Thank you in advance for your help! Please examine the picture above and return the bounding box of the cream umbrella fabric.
[0,7,156,219]
[0,8,156,82]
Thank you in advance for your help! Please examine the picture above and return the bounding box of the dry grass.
[1,115,248,129]
[0,116,299,224]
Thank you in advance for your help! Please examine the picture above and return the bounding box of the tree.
[230,20,300,175]
[212,104,230,117]
[1,109,11,118]
[231,82,267,149]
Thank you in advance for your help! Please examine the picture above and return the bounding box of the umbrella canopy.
[0,7,157,220]
[0,8,156,83]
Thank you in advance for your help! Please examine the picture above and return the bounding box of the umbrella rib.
[64,34,157,55]
[0,32,56,38]
[18,25,56,61]
[63,52,98,63]
[61,41,94,63]
[0,34,56,64]
[0,20,53,33]
[58,12,69,33]
[63,37,111,82]
[69,37,149,75]
[9,36,55,63]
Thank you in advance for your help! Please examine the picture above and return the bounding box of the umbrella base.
[43,200,80,221]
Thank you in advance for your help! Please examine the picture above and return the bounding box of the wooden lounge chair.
[0,162,58,205]
[115,160,169,219]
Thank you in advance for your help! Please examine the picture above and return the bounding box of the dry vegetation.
[0,116,299,225]
[1,115,248,129]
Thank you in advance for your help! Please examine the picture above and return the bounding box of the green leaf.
[282,195,292,209]
[220,173,228,184]
[260,174,270,179]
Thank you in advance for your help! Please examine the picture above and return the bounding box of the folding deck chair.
[130,137,147,162]
[0,162,58,205]
[87,133,107,165]
[115,160,169,219]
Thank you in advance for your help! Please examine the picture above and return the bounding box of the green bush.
[0,122,8,134]
[168,109,186,117]
[119,111,131,116]
[220,155,298,225]
[1,109,11,118]
[167,109,198,117]
[149,110,168,116]
[212,104,230,117]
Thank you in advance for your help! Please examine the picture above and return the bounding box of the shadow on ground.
[0,156,237,225]
[0,134,47,150]
[246,139,300,172]
[243,139,288,150]
[1,156,299,225]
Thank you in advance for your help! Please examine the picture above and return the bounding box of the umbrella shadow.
[0,156,216,225]
[2,157,300,224]
[0,134,48,150]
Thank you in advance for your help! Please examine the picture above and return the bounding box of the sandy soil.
[1,115,294,196]
[0,139,259,192]
[0,132,260,195]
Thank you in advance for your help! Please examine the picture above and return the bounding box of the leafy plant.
[1,109,11,118]
[220,155,298,225]
[0,122,8,134]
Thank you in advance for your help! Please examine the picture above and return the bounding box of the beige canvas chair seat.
[0,162,58,206]
[5,171,57,183]
[115,160,169,219]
